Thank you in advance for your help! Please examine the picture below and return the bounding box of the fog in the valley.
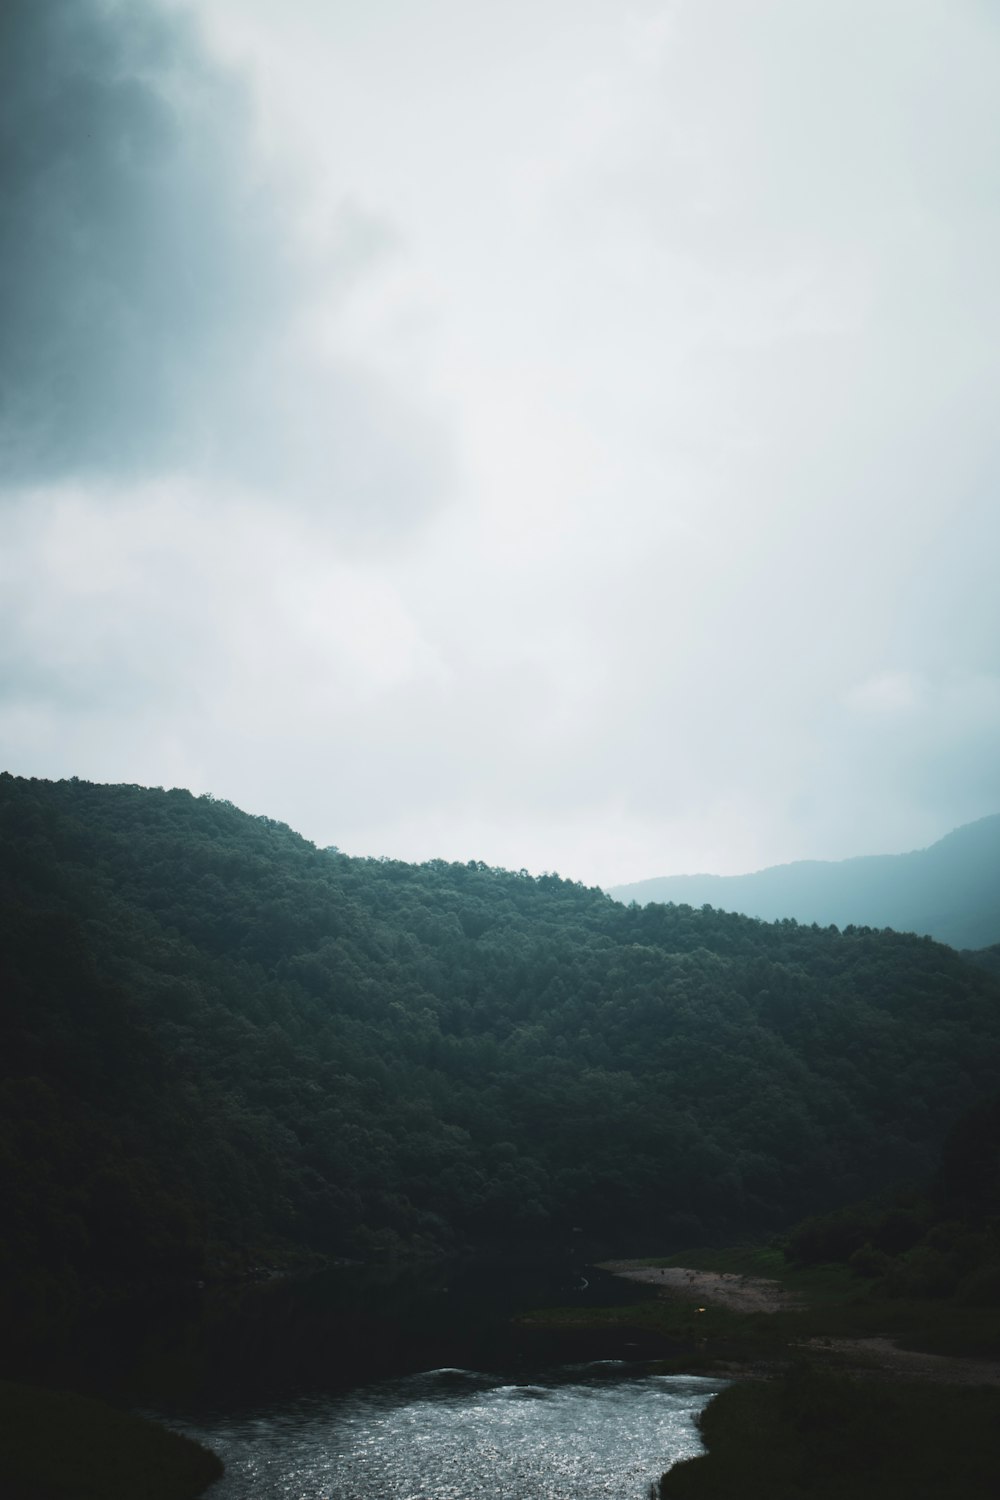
[2,0,999,884]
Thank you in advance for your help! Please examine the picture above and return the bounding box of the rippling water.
[175,1364,725,1500]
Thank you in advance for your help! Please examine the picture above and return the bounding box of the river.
[64,1256,724,1498]
[169,1364,724,1500]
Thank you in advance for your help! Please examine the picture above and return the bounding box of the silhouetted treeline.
[785,1091,1000,1305]
[3,774,1000,1341]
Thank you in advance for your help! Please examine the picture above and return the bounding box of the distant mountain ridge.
[608,815,1000,950]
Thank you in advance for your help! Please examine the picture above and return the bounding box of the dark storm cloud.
[0,0,447,522]
[0,0,271,478]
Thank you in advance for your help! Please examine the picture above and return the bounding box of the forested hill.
[609,815,1000,951]
[3,775,1000,1334]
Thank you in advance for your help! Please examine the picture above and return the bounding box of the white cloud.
[846,672,926,715]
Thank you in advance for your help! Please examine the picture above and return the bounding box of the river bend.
[173,1363,725,1500]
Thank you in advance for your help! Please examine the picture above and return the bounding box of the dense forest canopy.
[3,774,1000,1339]
[610,816,1000,950]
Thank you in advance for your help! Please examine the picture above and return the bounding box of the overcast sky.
[2,0,999,884]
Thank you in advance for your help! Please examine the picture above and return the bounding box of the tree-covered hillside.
[3,774,1000,1338]
[610,816,1000,950]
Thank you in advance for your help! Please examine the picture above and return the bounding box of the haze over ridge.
[609,814,1000,951]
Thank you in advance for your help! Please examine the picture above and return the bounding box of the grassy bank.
[523,1246,1000,1366]
[647,1245,1000,1359]
[522,1247,1000,1498]
[658,1364,1000,1499]
[0,1381,222,1500]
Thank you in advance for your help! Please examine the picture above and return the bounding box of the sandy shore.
[598,1261,1000,1384]
[597,1260,803,1313]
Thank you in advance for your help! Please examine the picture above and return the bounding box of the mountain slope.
[608,816,1000,949]
[3,774,1000,1340]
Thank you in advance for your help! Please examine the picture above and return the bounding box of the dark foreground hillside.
[3,774,1000,1342]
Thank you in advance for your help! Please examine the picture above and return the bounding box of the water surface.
[177,1363,724,1500]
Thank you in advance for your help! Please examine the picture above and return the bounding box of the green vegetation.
[527,1265,991,1371]
[540,1115,1000,1497]
[4,773,1000,1351]
[0,1381,222,1500]
[788,1097,1000,1275]
[657,1365,1000,1499]
[530,1232,1000,1370]
[527,1092,1000,1363]
[964,942,1000,979]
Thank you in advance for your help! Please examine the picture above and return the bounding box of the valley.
[2,773,1000,1497]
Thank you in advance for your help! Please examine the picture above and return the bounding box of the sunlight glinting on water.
[180,1366,725,1500]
